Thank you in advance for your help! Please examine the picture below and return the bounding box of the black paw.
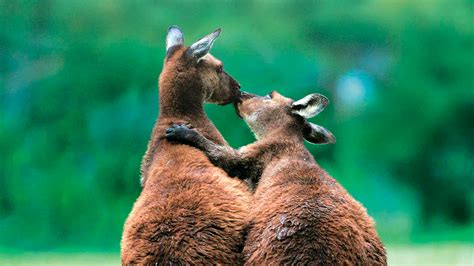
[165,124,196,142]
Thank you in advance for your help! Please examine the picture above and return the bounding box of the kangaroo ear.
[303,122,336,145]
[166,26,184,52]
[291,93,329,118]
[188,28,221,60]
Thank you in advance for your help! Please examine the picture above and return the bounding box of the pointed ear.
[188,28,221,60]
[303,122,336,145]
[291,93,329,118]
[166,26,184,52]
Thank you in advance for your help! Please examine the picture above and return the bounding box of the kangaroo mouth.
[217,90,242,106]
[233,91,255,118]
[220,78,242,106]
[233,100,243,118]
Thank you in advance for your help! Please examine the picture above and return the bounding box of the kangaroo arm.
[165,124,262,187]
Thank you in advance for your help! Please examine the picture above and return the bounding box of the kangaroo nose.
[240,91,256,99]
[231,79,241,90]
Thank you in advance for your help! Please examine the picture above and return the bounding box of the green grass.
[387,244,474,266]
[0,244,472,265]
[0,252,119,266]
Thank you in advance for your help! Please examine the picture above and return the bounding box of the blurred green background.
[1,0,473,264]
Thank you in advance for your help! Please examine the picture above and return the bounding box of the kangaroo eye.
[216,66,223,74]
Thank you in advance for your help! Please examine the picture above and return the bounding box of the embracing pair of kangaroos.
[121,26,386,265]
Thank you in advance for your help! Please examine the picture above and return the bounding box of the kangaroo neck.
[156,78,227,147]
[256,135,314,168]
[158,83,206,120]
[254,137,316,188]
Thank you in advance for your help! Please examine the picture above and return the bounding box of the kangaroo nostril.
[232,82,240,90]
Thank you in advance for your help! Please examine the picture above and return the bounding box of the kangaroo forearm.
[165,124,264,184]
[202,143,248,178]
[194,139,262,183]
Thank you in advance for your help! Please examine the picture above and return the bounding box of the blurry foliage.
[0,0,473,250]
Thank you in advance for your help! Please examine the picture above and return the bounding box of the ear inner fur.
[165,26,184,52]
[188,28,221,59]
[291,93,329,118]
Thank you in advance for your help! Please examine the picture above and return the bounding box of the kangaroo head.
[235,91,336,144]
[160,26,241,106]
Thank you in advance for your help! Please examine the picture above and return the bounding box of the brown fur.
[121,38,251,264]
[166,91,387,265]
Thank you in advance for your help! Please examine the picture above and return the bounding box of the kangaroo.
[165,91,387,265]
[121,27,251,265]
